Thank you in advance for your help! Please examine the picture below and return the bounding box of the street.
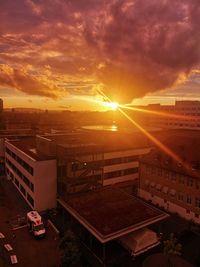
[0,177,60,267]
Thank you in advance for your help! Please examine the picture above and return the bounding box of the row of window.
[6,159,34,192]
[5,147,33,175]
[70,155,139,172]
[13,175,34,207]
[149,196,200,219]
[104,167,138,179]
[179,194,200,208]
[146,182,200,208]
[144,164,200,189]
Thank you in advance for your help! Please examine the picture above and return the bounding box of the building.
[0,129,35,176]
[132,100,200,130]
[57,188,168,266]
[5,138,57,211]
[35,130,151,199]
[139,133,200,224]
[4,130,151,210]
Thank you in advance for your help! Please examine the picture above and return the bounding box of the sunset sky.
[0,0,199,110]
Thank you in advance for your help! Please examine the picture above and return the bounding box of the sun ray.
[121,105,197,121]
[97,88,200,178]
[118,107,200,178]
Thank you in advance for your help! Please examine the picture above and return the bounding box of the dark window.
[27,193,34,207]
[5,147,33,175]
[6,158,34,192]
[20,184,26,196]
[14,178,19,187]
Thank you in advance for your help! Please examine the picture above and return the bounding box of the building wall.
[139,161,200,224]
[57,147,151,197]
[103,148,150,185]
[139,101,200,130]
[0,138,4,158]
[5,141,57,211]
[34,160,57,211]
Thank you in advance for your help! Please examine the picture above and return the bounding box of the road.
[0,177,60,267]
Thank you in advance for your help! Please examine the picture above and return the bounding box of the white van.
[27,211,46,238]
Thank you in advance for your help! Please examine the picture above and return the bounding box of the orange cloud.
[0,0,199,103]
[0,64,63,98]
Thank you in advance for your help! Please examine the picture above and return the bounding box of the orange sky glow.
[0,0,199,110]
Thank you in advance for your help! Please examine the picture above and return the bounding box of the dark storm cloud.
[0,0,199,101]
[86,0,200,102]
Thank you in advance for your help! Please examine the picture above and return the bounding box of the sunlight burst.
[103,101,119,111]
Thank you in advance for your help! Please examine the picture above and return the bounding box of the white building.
[5,138,57,211]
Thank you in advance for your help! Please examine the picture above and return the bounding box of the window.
[196,181,200,190]
[187,177,193,187]
[5,147,33,175]
[178,193,184,202]
[165,171,170,180]
[20,184,26,196]
[157,168,162,176]
[123,168,138,175]
[14,178,19,187]
[179,175,185,184]
[104,170,122,179]
[27,193,34,207]
[171,173,176,182]
[6,158,34,192]
[186,195,192,205]
[195,198,200,208]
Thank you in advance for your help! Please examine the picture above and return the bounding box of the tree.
[163,233,182,267]
[59,230,81,267]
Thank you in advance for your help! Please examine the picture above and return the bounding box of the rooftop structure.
[58,188,169,243]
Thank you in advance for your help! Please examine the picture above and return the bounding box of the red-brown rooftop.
[59,188,168,243]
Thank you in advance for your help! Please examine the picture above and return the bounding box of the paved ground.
[0,177,60,267]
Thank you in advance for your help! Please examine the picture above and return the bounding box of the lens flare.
[97,88,200,178]
[104,101,119,110]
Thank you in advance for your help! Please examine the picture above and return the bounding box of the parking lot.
[0,177,60,267]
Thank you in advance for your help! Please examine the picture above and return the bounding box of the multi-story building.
[132,100,200,130]
[139,133,200,223]
[5,138,57,211]
[35,131,151,199]
[4,130,151,210]
[0,129,35,176]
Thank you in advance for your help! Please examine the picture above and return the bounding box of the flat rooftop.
[6,138,54,161]
[39,131,151,154]
[58,188,169,243]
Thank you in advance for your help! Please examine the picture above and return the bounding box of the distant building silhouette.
[133,100,200,130]
[0,99,3,113]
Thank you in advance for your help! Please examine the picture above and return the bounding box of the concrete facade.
[5,140,57,211]
[139,155,200,224]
